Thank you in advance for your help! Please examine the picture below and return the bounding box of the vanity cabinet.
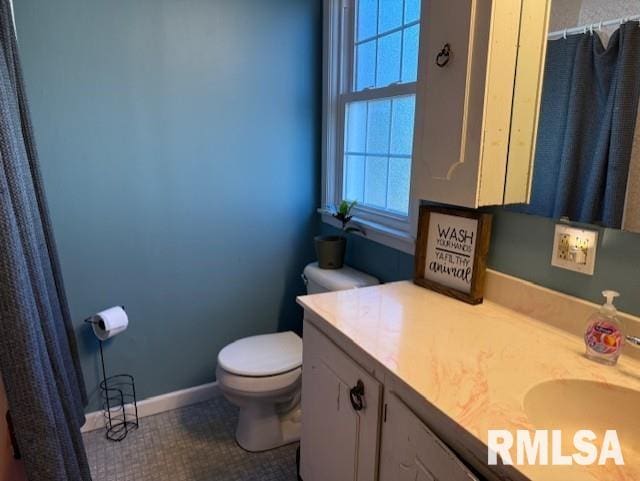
[300,322,382,481]
[411,0,551,208]
[300,320,477,481]
[379,393,477,481]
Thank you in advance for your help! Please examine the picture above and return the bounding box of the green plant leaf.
[334,200,359,231]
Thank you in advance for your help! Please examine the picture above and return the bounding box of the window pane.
[357,0,377,41]
[387,156,411,213]
[378,0,403,34]
[401,25,419,82]
[343,2,420,218]
[355,40,376,91]
[345,155,365,202]
[366,99,391,154]
[343,96,415,215]
[404,0,421,24]
[346,101,367,152]
[390,96,416,155]
[364,156,387,208]
[376,32,401,87]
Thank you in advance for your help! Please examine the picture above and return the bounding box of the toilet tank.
[302,262,379,294]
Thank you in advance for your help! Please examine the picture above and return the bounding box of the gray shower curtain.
[0,1,92,480]
[523,22,640,228]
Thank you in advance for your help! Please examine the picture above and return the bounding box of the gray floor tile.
[83,396,298,481]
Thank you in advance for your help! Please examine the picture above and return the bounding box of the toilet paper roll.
[91,306,128,340]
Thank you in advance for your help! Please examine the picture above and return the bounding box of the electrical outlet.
[551,224,598,275]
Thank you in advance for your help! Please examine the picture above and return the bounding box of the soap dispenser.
[584,290,624,365]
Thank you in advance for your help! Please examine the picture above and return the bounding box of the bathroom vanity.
[297,276,640,481]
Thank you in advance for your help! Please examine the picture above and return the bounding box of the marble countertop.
[297,281,640,481]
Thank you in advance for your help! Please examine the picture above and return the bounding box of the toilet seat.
[216,365,302,395]
[218,331,302,377]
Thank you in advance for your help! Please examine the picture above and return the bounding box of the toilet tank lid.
[217,331,302,377]
[303,262,379,291]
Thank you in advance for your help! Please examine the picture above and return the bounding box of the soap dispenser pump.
[584,290,624,365]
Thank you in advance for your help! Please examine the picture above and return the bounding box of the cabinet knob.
[436,43,451,67]
[349,380,365,411]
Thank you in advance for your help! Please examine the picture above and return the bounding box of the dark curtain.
[0,1,92,480]
[520,22,640,228]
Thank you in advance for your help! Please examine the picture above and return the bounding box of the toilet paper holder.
[85,308,139,442]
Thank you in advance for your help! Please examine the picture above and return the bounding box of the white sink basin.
[523,379,640,460]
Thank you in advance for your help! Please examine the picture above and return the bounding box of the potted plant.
[315,200,364,269]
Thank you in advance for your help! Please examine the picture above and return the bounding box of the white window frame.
[320,0,418,254]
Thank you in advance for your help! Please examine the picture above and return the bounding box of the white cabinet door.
[380,393,478,481]
[300,321,381,481]
[504,0,552,203]
[411,0,482,209]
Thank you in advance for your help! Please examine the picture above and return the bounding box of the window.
[323,0,420,251]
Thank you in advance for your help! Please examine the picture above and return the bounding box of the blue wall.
[323,208,640,316]
[15,0,321,410]
[15,0,640,413]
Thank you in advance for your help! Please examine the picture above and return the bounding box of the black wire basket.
[100,373,139,441]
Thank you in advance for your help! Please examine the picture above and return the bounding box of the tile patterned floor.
[83,396,299,481]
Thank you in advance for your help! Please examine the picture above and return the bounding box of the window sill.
[319,209,415,255]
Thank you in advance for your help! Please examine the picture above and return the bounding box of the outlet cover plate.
[551,224,598,275]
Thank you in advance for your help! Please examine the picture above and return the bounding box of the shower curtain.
[523,21,640,228]
[0,1,92,480]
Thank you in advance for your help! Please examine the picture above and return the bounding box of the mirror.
[517,0,640,233]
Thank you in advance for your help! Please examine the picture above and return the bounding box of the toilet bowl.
[217,262,379,452]
[216,331,303,452]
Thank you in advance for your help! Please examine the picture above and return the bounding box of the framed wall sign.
[414,206,493,305]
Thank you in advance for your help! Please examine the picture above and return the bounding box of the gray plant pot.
[314,235,346,269]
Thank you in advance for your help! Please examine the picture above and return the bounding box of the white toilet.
[216,262,379,452]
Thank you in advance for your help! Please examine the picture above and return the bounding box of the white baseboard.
[81,381,221,433]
